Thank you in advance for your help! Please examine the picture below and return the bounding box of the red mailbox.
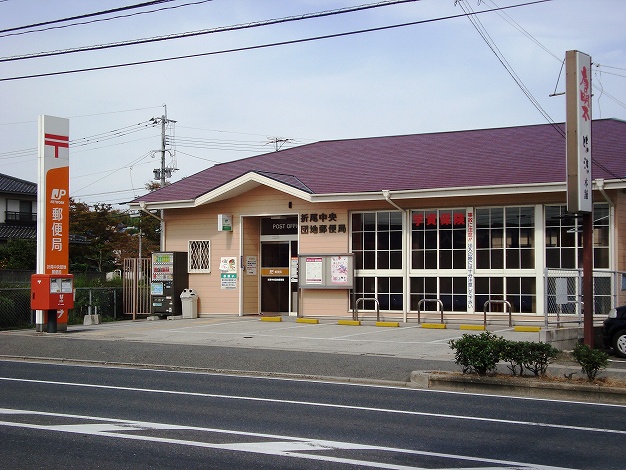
[31,274,74,311]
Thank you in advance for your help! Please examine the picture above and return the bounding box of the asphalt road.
[1,360,624,469]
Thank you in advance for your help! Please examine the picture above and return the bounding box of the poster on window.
[331,256,349,285]
[298,254,353,289]
[305,257,323,285]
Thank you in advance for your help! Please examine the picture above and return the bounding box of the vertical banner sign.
[466,210,475,314]
[37,115,70,328]
[566,50,592,214]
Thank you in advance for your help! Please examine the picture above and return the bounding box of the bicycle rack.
[482,300,513,329]
[353,297,380,322]
[417,298,444,324]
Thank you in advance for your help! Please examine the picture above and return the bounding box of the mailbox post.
[31,274,74,333]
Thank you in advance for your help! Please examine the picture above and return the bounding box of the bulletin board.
[298,254,354,289]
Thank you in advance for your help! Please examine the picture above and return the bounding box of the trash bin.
[180,288,198,319]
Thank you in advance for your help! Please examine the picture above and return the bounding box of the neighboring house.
[0,173,37,244]
[129,119,626,319]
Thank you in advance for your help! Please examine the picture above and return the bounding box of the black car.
[603,305,626,358]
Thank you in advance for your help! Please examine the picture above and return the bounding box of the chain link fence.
[0,286,123,330]
[0,287,32,329]
[545,269,626,325]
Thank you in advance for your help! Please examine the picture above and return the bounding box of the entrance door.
[261,241,297,315]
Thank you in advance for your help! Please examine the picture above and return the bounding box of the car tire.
[612,329,626,358]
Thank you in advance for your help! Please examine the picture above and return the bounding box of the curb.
[409,370,626,405]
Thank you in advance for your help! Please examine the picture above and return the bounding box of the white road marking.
[0,408,574,470]
[1,376,624,435]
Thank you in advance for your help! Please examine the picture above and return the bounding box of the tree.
[0,239,37,270]
[69,199,159,272]
[69,200,120,272]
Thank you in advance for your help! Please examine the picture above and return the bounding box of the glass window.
[351,211,402,270]
[475,277,536,314]
[188,240,211,273]
[411,209,466,270]
[351,211,404,312]
[351,276,403,311]
[476,206,534,270]
[545,203,609,269]
[410,276,467,312]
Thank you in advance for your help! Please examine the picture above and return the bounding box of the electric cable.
[456,0,564,138]
[0,0,419,62]
[0,1,213,38]
[0,0,174,35]
[0,0,553,82]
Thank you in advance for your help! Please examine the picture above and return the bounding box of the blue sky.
[1,0,625,208]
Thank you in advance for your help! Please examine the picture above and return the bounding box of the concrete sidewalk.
[1,316,625,403]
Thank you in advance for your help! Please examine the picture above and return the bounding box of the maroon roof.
[133,119,626,203]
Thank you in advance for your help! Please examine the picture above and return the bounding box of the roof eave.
[129,172,313,210]
[194,172,313,206]
[310,182,566,203]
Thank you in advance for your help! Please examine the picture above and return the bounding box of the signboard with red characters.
[566,50,592,214]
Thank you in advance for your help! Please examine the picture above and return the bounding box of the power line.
[0,0,174,35]
[0,0,419,62]
[456,0,564,138]
[0,0,553,82]
[0,1,213,38]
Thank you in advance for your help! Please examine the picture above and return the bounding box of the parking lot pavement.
[6,315,542,361]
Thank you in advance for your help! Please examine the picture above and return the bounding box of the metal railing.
[353,297,380,321]
[483,300,512,329]
[417,298,444,324]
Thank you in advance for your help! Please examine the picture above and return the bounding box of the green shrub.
[449,332,505,376]
[522,342,560,376]
[500,340,527,376]
[572,344,609,381]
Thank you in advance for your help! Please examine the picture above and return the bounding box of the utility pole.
[150,105,177,250]
[267,137,293,151]
[150,105,177,188]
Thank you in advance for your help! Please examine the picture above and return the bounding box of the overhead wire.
[0,1,213,39]
[456,0,564,138]
[459,0,626,182]
[484,0,626,113]
[0,0,174,35]
[0,0,554,82]
[0,0,419,62]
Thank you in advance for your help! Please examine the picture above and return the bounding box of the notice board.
[298,254,354,289]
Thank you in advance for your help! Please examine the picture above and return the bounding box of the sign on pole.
[566,50,592,214]
[36,115,70,331]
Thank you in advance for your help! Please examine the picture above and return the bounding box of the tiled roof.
[0,173,36,196]
[133,119,626,203]
[0,225,36,241]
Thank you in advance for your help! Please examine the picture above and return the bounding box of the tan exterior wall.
[159,183,623,317]
[163,185,356,316]
[242,217,260,314]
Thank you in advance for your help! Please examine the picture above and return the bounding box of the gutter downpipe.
[138,202,165,251]
[596,178,616,273]
[382,190,409,323]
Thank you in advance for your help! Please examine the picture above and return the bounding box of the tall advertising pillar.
[35,115,70,332]
[565,50,594,346]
